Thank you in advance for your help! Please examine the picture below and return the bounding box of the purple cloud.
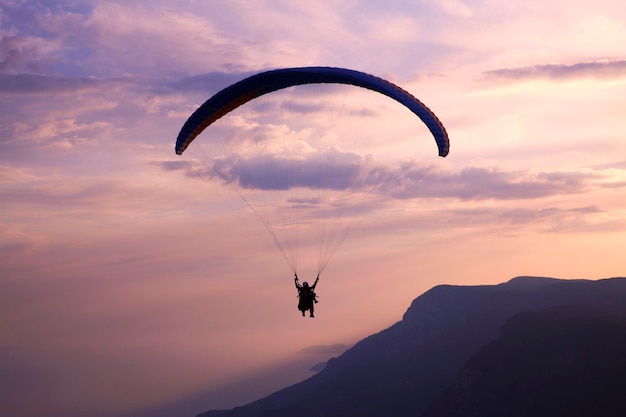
[0,73,101,93]
[0,35,35,74]
[497,205,602,225]
[159,155,613,202]
[483,59,626,82]
[396,166,596,200]
[438,204,617,234]
[154,160,192,172]
[186,149,363,191]
[168,71,258,95]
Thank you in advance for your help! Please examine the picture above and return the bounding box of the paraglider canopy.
[175,66,449,157]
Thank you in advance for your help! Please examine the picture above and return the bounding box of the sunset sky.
[2,1,626,416]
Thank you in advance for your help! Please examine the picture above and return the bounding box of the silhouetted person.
[295,273,319,317]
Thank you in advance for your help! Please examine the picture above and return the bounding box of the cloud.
[153,160,192,172]
[171,147,392,193]
[496,204,626,234]
[0,179,117,210]
[1,2,249,78]
[0,32,65,75]
[0,35,36,74]
[395,166,600,201]
[0,222,43,258]
[590,160,626,171]
[1,1,458,81]
[434,203,626,236]
[482,59,626,83]
[7,114,111,151]
[168,71,258,95]
[0,164,43,183]
[496,205,602,226]
[219,151,363,191]
[0,73,103,93]
[160,153,616,203]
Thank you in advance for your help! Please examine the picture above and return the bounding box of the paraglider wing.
[175,67,449,157]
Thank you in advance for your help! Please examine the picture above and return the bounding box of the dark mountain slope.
[423,305,626,417]
[199,277,626,417]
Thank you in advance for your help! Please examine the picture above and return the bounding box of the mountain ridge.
[199,276,626,417]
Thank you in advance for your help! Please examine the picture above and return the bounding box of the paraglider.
[295,273,319,318]
[175,67,449,157]
[175,67,449,317]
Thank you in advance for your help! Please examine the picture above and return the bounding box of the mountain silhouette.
[198,276,626,417]
[423,304,626,416]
